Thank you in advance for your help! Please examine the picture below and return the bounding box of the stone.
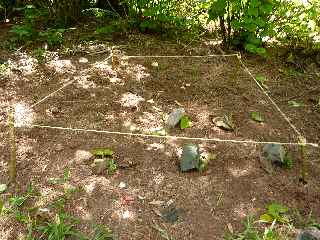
[180,144,200,172]
[297,228,320,240]
[92,158,107,174]
[75,150,94,164]
[166,108,185,128]
[262,144,286,164]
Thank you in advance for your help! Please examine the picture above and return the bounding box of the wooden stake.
[299,136,307,184]
[8,107,17,184]
[111,49,120,70]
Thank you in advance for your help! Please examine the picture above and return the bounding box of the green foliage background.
[1,0,319,54]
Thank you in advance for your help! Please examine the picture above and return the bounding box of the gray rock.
[262,144,286,164]
[75,150,94,164]
[166,108,185,128]
[180,144,200,172]
[297,228,320,240]
[92,158,107,174]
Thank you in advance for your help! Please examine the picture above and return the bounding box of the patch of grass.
[107,159,117,175]
[92,224,114,240]
[37,213,87,240]
[225,216,288,240]
[48,168,71,185]
[32,48,46,64]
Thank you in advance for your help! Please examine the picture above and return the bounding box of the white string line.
[24,53,316,149]
[125,54,239,58]
[29,124,319,148]
[237,57,302,137]
[30,79,76,109]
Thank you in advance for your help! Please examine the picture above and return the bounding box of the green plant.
[33,48,46,64]
[92,148,114,158]
[225,215,260,240]
[282,154,293,169]
[92,224,114,240]
[48,169,71,185]
[225,215,288,240]
[39,28,65,47]
[37,213,86,240]
[208,0,274,56]
[123,0,203,34]
[272,0,319,48]
[107,159,117,175]
[260,203,290,224]
[9,24,36,42]
[180,116,192,129]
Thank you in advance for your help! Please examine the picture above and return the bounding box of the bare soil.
[0,30,320,240]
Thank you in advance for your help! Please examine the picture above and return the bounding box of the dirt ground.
[0,29,320,240]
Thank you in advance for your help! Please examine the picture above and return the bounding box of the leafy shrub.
[39,28,65,47]
[123,0,203,33]
[208,0,274,56]
[95,20,127,35]
[32,48,46,64]
[272,0,320,48]
[9,24,36,41]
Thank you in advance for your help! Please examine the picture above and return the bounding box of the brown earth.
[0,29,320,240]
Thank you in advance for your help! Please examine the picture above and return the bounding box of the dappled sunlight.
[0,226,13,240]
[204,39,223,46]
[47,59,76,74]
[123,120,140,132]
[75,75,97,89]
[233,202,256,219]
[124,63,150,82]
[109,76,124,85]
[112,208,136,222]
[81,176,112,196]
[91,59,115,76]
[119,92,144,108]
[36,186,62,207]
[14,102,35,127]
[152,172,165,185]
[78,57,89,64]
[146,143,165,151]
[228,166,252,178]
[76,205,93,221]
[10,52,37,75]
[137,111,163,133]
[16,136,36,160]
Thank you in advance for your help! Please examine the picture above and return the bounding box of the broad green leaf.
[10,196,27,207]
[245,43,257,53]
[92,148,114,158]
[248,7,259,17]
[208,0,227,20]
[256,74,267,83]
[260,213,274,223]
[256,74,268,89]
[250,111,264,122]
[267,203,288,215]
[180,116,192,129]
[288,100,304,107]
[0,184,7,194]
[256,47,267,57]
